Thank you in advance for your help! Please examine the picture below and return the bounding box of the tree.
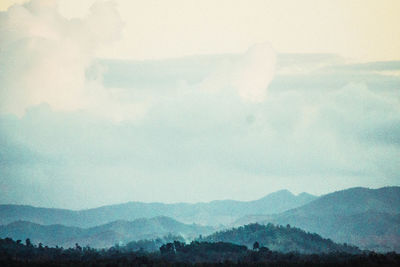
[25,238,32,247]
[173,241,184,252]
[75,243,82,251]
[160,243,175,254]
[253,241,260,250]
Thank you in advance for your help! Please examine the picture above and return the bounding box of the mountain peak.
[258,189,294,200]
[274,189,294,195]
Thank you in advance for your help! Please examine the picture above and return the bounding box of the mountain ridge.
[0,190,317,227]
[233,186,400,252]
[0,216,214,248]
[200,223,361,254]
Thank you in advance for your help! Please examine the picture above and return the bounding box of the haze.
[0,0,399,209]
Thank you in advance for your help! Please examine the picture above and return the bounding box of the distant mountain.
[0,190,316,227]
[282,186,400,216]
[201,223,360,254]
[0,216,214,248]
[234,187,400,252]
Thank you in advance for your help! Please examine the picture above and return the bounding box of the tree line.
[1,237,400,266]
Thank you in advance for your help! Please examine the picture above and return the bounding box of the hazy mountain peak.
[255,189,318,203]
[270,189,294,196]
[306,186,400,215]
[255,189,294,201]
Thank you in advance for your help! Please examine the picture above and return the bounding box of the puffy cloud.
[0,0,276,121]
[0,0,123,117]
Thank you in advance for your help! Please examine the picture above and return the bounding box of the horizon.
[1,0,400,210]
[2,185,398,210]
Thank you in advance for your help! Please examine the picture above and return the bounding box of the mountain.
[0,216,214,248]
[281,186,400,216]
[234,187,400,252]
[0,190,316,227]
[200,223,360,254]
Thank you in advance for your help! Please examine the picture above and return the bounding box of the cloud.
[0,1,277,121]
[0,1,399,208]
[199,43,276,102]
[0,0,123,117]
[3,53,400,208]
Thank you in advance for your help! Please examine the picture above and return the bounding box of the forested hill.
[201,223,361,254]
[234,186,400,252]
[0,216,214,248]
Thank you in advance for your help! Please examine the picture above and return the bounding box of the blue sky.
[0,0,399,209]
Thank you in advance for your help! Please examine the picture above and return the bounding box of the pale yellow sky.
[1,0,400,61]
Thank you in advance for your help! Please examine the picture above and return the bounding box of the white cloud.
[199,43,276,102]
[0,0,124,118]
[233,44,276,102]
[0,1,277,120]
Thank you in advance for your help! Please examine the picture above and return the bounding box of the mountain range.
[0,190,316,227]
[0,216,213,248]
[0,186,399,252]
[234,187,400,252]
[0,219,362,254]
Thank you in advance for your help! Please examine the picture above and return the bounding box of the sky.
[0,0,399,209]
